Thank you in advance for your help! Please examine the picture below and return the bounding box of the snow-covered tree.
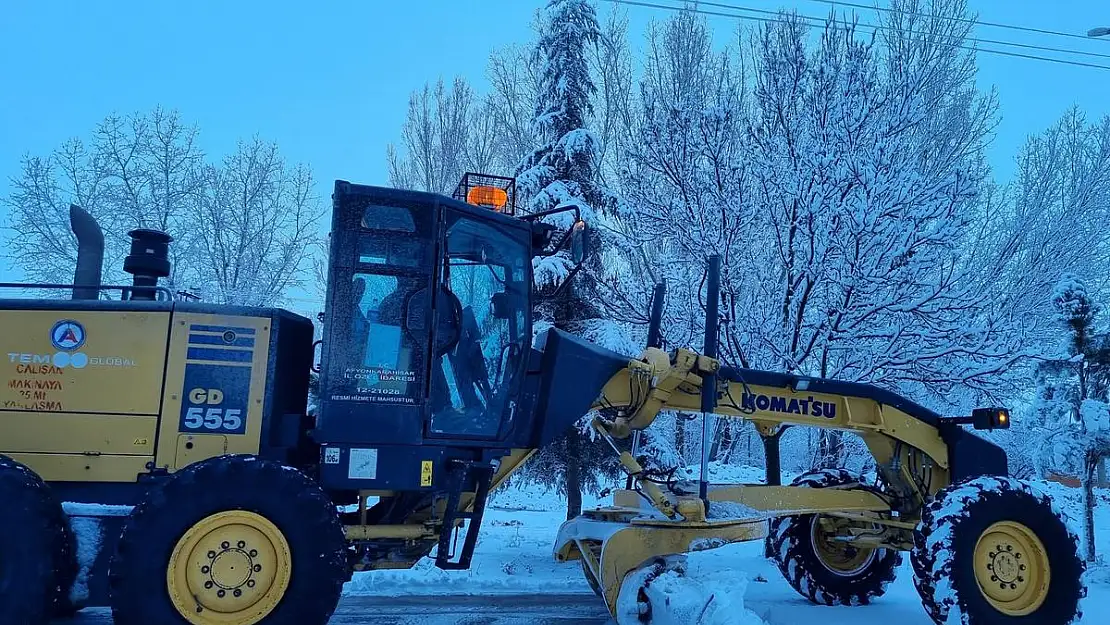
[1034,275,1110,561]
[513,0,630,520]
[614,4,1013,470]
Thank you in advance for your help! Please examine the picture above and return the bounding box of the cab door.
[426,208,531,441]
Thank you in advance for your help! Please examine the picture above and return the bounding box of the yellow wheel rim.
[167,511,292,625]
[973,521,1051,616]
[810,516,878,576]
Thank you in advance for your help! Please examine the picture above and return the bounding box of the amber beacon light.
[467,185,509,211]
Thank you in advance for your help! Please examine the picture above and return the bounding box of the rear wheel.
[0,455,76,625]
[912,476,1086,624]
[768,469,901,606]
[108,455,349,625]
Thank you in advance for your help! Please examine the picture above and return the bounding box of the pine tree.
[514,0,626,520]
[1037,274,1110,562]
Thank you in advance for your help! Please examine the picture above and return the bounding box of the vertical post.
[628,281,665,490]
[700,256,721,513]
[646,281,667,349]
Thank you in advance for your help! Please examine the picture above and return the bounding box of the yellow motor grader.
[0,173,1086,625]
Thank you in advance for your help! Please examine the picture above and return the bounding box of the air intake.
[123,229,172,301]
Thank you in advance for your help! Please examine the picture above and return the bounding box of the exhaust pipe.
[70,205,104,301]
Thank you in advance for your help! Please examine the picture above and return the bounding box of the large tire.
[108,455,348,625]
[768,469,902,606]
[0,455,76,625]
[911,476,1086,625]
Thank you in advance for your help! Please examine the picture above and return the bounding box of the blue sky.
[1,0,1108,288]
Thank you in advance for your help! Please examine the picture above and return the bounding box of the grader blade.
[554,507,766,619]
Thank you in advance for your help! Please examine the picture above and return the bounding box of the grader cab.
[0,174,1087,625]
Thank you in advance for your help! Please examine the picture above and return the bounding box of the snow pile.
[1081,399,1110,433]
[67,516,102,604]
[616,564,767,625]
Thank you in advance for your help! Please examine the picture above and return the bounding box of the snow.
[1082,399,1110,434]
[340,472,1110,624]
[616,562,767,625]
[68,516,102,605]
[63,502,133,517]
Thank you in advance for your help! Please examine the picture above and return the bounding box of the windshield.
[429,215,529,438]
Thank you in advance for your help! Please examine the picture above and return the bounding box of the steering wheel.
[434,284,464,357]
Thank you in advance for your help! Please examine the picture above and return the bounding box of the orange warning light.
[467,186,509,211]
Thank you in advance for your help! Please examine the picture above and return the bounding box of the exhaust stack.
[70,205,104,301]
[123,229,172,300]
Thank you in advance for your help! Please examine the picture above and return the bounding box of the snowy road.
[56,594,613,624]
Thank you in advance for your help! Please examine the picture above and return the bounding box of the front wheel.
[108,455,349,625]
[911,476,1086,624]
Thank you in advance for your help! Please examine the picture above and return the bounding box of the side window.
[327,272,427,406]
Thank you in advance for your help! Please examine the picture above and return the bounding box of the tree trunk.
[816,430,843,469]
[709,419,732,462]
[675,415,686,464]
[1084,450,1098,563]
[565,432,583,521]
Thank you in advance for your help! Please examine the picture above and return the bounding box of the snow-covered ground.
[344,470,1110,625]
[59,466,1110,624]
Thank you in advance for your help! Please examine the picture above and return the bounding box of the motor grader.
[0,173,1086,625]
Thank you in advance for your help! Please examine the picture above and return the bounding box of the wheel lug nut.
[204,581,213,589]
[1018,576,1024,583]
[987,564,993,571]
[201,566,210,574]
[238,541,246,549]
[1005,545,1013,552]
[1010,583,1017,590]
[249,549,258,557]
[253,564,262,572]
[217,589,226,598]
[999,583,1007,590]
[234,589,243,597]
[207,551,216,559]
[1020,564,1026,571]
[1015,553,1022,559]
[247,580,256,588]
[221,541,230,549]
[990,575,998,582]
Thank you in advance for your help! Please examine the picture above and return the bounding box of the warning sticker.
[420,460,433,487]
[348,448,378,480]
[324,447,341,465]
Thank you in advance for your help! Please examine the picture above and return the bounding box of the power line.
[695,1,1110,60]
[785,0,1109,44]
[601,0,1110,71]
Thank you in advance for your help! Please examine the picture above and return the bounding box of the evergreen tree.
[1036,274,1110,561]
[514,0,627,520]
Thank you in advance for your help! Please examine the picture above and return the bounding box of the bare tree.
[187,138,323,306]
[487,43,542,174]
[387,77,498,193]
[5,107,203,286]
[5,139,110,284]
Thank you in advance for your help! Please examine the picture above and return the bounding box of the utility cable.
[601,0,1110,71]
[784,0,1110,44]
[694,0,1110,60]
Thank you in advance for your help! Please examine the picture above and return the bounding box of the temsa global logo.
[50,320,86,351]
[5,318,135,370]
